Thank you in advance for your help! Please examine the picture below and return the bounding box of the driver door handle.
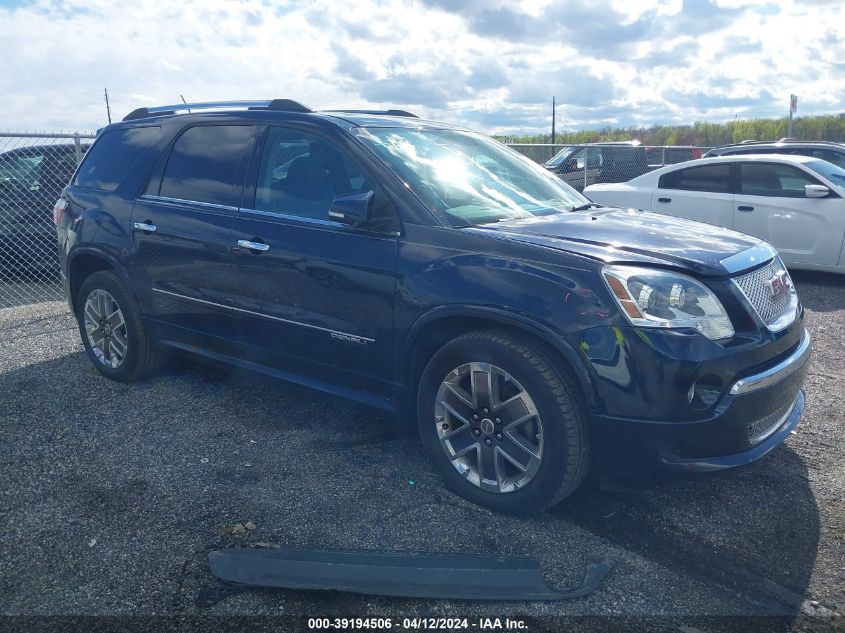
[133,221,157,233]
[737,205,755,212]
[237,239,270,252]
[657,197,671,203]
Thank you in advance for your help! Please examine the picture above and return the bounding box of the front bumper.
[590,328,811,471]
[658,390,804,472]
[60,270,74,314]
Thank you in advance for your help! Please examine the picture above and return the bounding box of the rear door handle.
[657,197,671,203]
[737,205,755,212]
[237,239,270,253]
[133,221,157,233]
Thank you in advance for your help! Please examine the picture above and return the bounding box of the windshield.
[354,128,587,226]
[807,159,845,187]
[0,154,43,187]
[545,146,577,167]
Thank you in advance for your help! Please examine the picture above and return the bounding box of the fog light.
[689,376,724,410]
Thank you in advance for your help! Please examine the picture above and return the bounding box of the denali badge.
[330,331,369,346]
[765,270,791,299]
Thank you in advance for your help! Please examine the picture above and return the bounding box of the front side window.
[585,147,603,169]
[570,147,602,170]
[75,126,160,191]
[658,164,731,193]
[254,127,373,221]
[354,128,586,226]
[739,163,818,197]
[545,146,577,167]
[158,125,252,207]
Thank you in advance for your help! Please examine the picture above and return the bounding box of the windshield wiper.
[474,215,534,226]
[570,202,603,212]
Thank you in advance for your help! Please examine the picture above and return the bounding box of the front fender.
[404,304,599,411]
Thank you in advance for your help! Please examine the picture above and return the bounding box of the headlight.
[602,266,735,340]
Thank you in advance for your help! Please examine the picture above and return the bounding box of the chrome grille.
[747,402,792,445]
[733,258,797,330]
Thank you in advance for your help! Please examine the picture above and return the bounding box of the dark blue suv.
[54,100,811,513]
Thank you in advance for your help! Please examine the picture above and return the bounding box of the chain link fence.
[0,132,715,310]
[506,142,714,191]
[0,132,95,308]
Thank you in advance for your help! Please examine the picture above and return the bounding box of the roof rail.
[324,109,419,118]
[122,99,313,122]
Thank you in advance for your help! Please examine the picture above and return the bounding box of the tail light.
[53,197,68,226]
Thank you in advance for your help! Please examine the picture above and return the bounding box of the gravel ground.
[0,274,843,633]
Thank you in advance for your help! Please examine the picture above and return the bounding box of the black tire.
[75,270,163,382]
[416,329,590,514]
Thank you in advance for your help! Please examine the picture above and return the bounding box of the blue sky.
[0,0,843,134]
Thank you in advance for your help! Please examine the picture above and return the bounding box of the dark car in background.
[543,142,701,191]
[704,139,845,168]
[644,145,703,165]
[0,143,87,275]
[55,100,809,514]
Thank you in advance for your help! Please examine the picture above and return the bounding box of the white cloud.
[0,0,842,135]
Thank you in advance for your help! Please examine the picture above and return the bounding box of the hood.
[467,207,766,277]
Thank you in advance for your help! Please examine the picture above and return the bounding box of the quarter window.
[658,164,731,193]
[75,126,159,191]
[158,125,252,207]
[739,163,817,198]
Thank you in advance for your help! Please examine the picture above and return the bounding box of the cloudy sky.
[1,0,843,135]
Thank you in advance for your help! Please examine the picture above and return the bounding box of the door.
[733,162,845,266]
[651,162,735,228]
[228,125,400,390]
[130,124,254,335]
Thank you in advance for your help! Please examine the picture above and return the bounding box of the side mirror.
[328,190,375,225]
[805,184,829,198]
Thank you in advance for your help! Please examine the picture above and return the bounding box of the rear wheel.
[417,329,590,514]
[76,270,163,382]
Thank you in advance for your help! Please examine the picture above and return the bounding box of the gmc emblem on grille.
[765,270,791,299]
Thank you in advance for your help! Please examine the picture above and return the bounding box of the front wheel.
[76,270,163,382]
[417,329,590,514]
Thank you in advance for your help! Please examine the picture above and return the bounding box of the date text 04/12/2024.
[307,617,529,630]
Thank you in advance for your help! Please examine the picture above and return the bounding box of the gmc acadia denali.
[54,99,811,513]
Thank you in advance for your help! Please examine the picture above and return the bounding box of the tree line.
[497,113,845,147]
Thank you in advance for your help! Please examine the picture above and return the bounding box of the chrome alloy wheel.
[434,362,544,493]
[83,289,128,369]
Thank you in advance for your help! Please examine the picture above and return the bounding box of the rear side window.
[158,125,252,207]
[658,164,731,193]
[75,126,160,191]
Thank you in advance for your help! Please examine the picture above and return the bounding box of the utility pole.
[788,94,797,138]
[551,96,556,145]
[104,88,112,124]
